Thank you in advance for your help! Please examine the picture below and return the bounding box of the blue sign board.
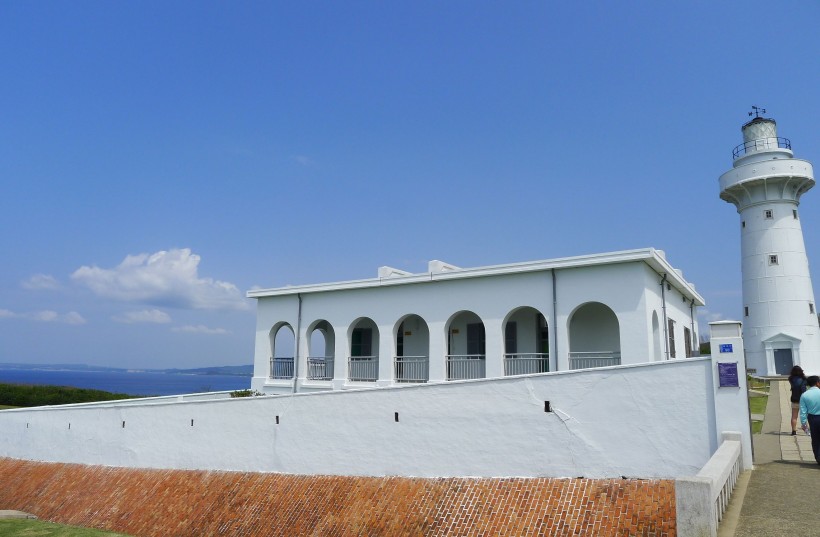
[718,362,739,388]
[719,343,733,353]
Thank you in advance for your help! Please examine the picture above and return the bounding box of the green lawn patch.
[0,383,134,407]
[747,375,770,392]
[749,394,767,415]
[748,389,768,434]
[0,519,133,536]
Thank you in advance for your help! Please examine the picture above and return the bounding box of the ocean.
[0,367,252,397]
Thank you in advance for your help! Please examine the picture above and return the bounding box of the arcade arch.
[568,302,621,369]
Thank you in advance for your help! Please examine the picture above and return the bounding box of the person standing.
[789,366,808,435]
[799,375,820,465]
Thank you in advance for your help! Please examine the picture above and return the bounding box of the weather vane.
[749,105,767,118]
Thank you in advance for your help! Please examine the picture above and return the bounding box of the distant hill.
[161,365,253,377]
[0,363,254,377]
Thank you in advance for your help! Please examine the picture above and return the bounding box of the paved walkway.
[0,510,36,519]
[720,380,820,537]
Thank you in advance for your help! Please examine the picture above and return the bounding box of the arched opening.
[652,311,662,361]
[503,307,549,375]
[307,320,335,381]
[348,317,379,382]
[269,323,295,379]
[445,311,486,380]
[568,302,621,369]
[394,314,430,383]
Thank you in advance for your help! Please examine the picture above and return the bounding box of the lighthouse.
[719,109,820,375]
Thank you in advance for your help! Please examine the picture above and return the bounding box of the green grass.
[747,376,770,391]
[0,383,135,408]
[0,519,133,536]
[749,388,768,434]
[749,394,768,415]
[0,405,16,410]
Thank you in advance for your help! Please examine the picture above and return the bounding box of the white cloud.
[113,309,172,324]
[22,274,60,290]
[71,248,248,311]
[172,324,229,335]
[60,312,87,325]
[0,308,86,325]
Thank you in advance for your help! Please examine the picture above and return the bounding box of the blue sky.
[2,2,820,369]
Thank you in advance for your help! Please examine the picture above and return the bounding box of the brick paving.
[0,458,676,536]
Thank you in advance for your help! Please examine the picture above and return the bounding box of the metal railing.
[568,351,621,370]
[269,357,294,379]
[732,136,791,159]
[504,353,549,375]
[394,356,429,383]
[446,354,486,380]
[307,357,334,381]
[348,356,378,382]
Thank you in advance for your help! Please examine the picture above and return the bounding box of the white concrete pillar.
[377,324,394,386]
[484,318,504,378]
[332,324,347,390]
[709,320,753,469]
[427,321,447,382]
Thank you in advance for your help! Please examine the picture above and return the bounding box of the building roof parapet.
[247,248,705,305]
[246,248,705,306]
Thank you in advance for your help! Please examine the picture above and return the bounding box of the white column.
[709,321,753,470]
[377,324,394,387]
[427,321,447,382]
[332,324,347,390]
[484,318,504,378]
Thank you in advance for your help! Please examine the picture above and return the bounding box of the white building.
[719,113,820,375]
[247,248,704,394]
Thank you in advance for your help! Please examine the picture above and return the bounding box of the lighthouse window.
[742,221,746,228]
[793,210,798,219]
[764,209,773,219]
[744,306,749,317]
[769,255,779,265]
[811,303,815,314]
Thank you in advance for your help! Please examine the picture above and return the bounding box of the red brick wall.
[0,458,675,536]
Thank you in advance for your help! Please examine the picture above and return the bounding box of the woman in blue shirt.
[799,376,820,465]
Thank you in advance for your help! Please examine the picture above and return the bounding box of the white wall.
[399,315,429,358]
[740,202,820,375]
[642,264,699,360]
[552,263,647,369]
[505,307,543,354]
[0,359,722,479]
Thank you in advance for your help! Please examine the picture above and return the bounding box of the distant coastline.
[0,364,253,396]
[0,362,253,377]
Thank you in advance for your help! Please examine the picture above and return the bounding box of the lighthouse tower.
[719,109,820,375]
